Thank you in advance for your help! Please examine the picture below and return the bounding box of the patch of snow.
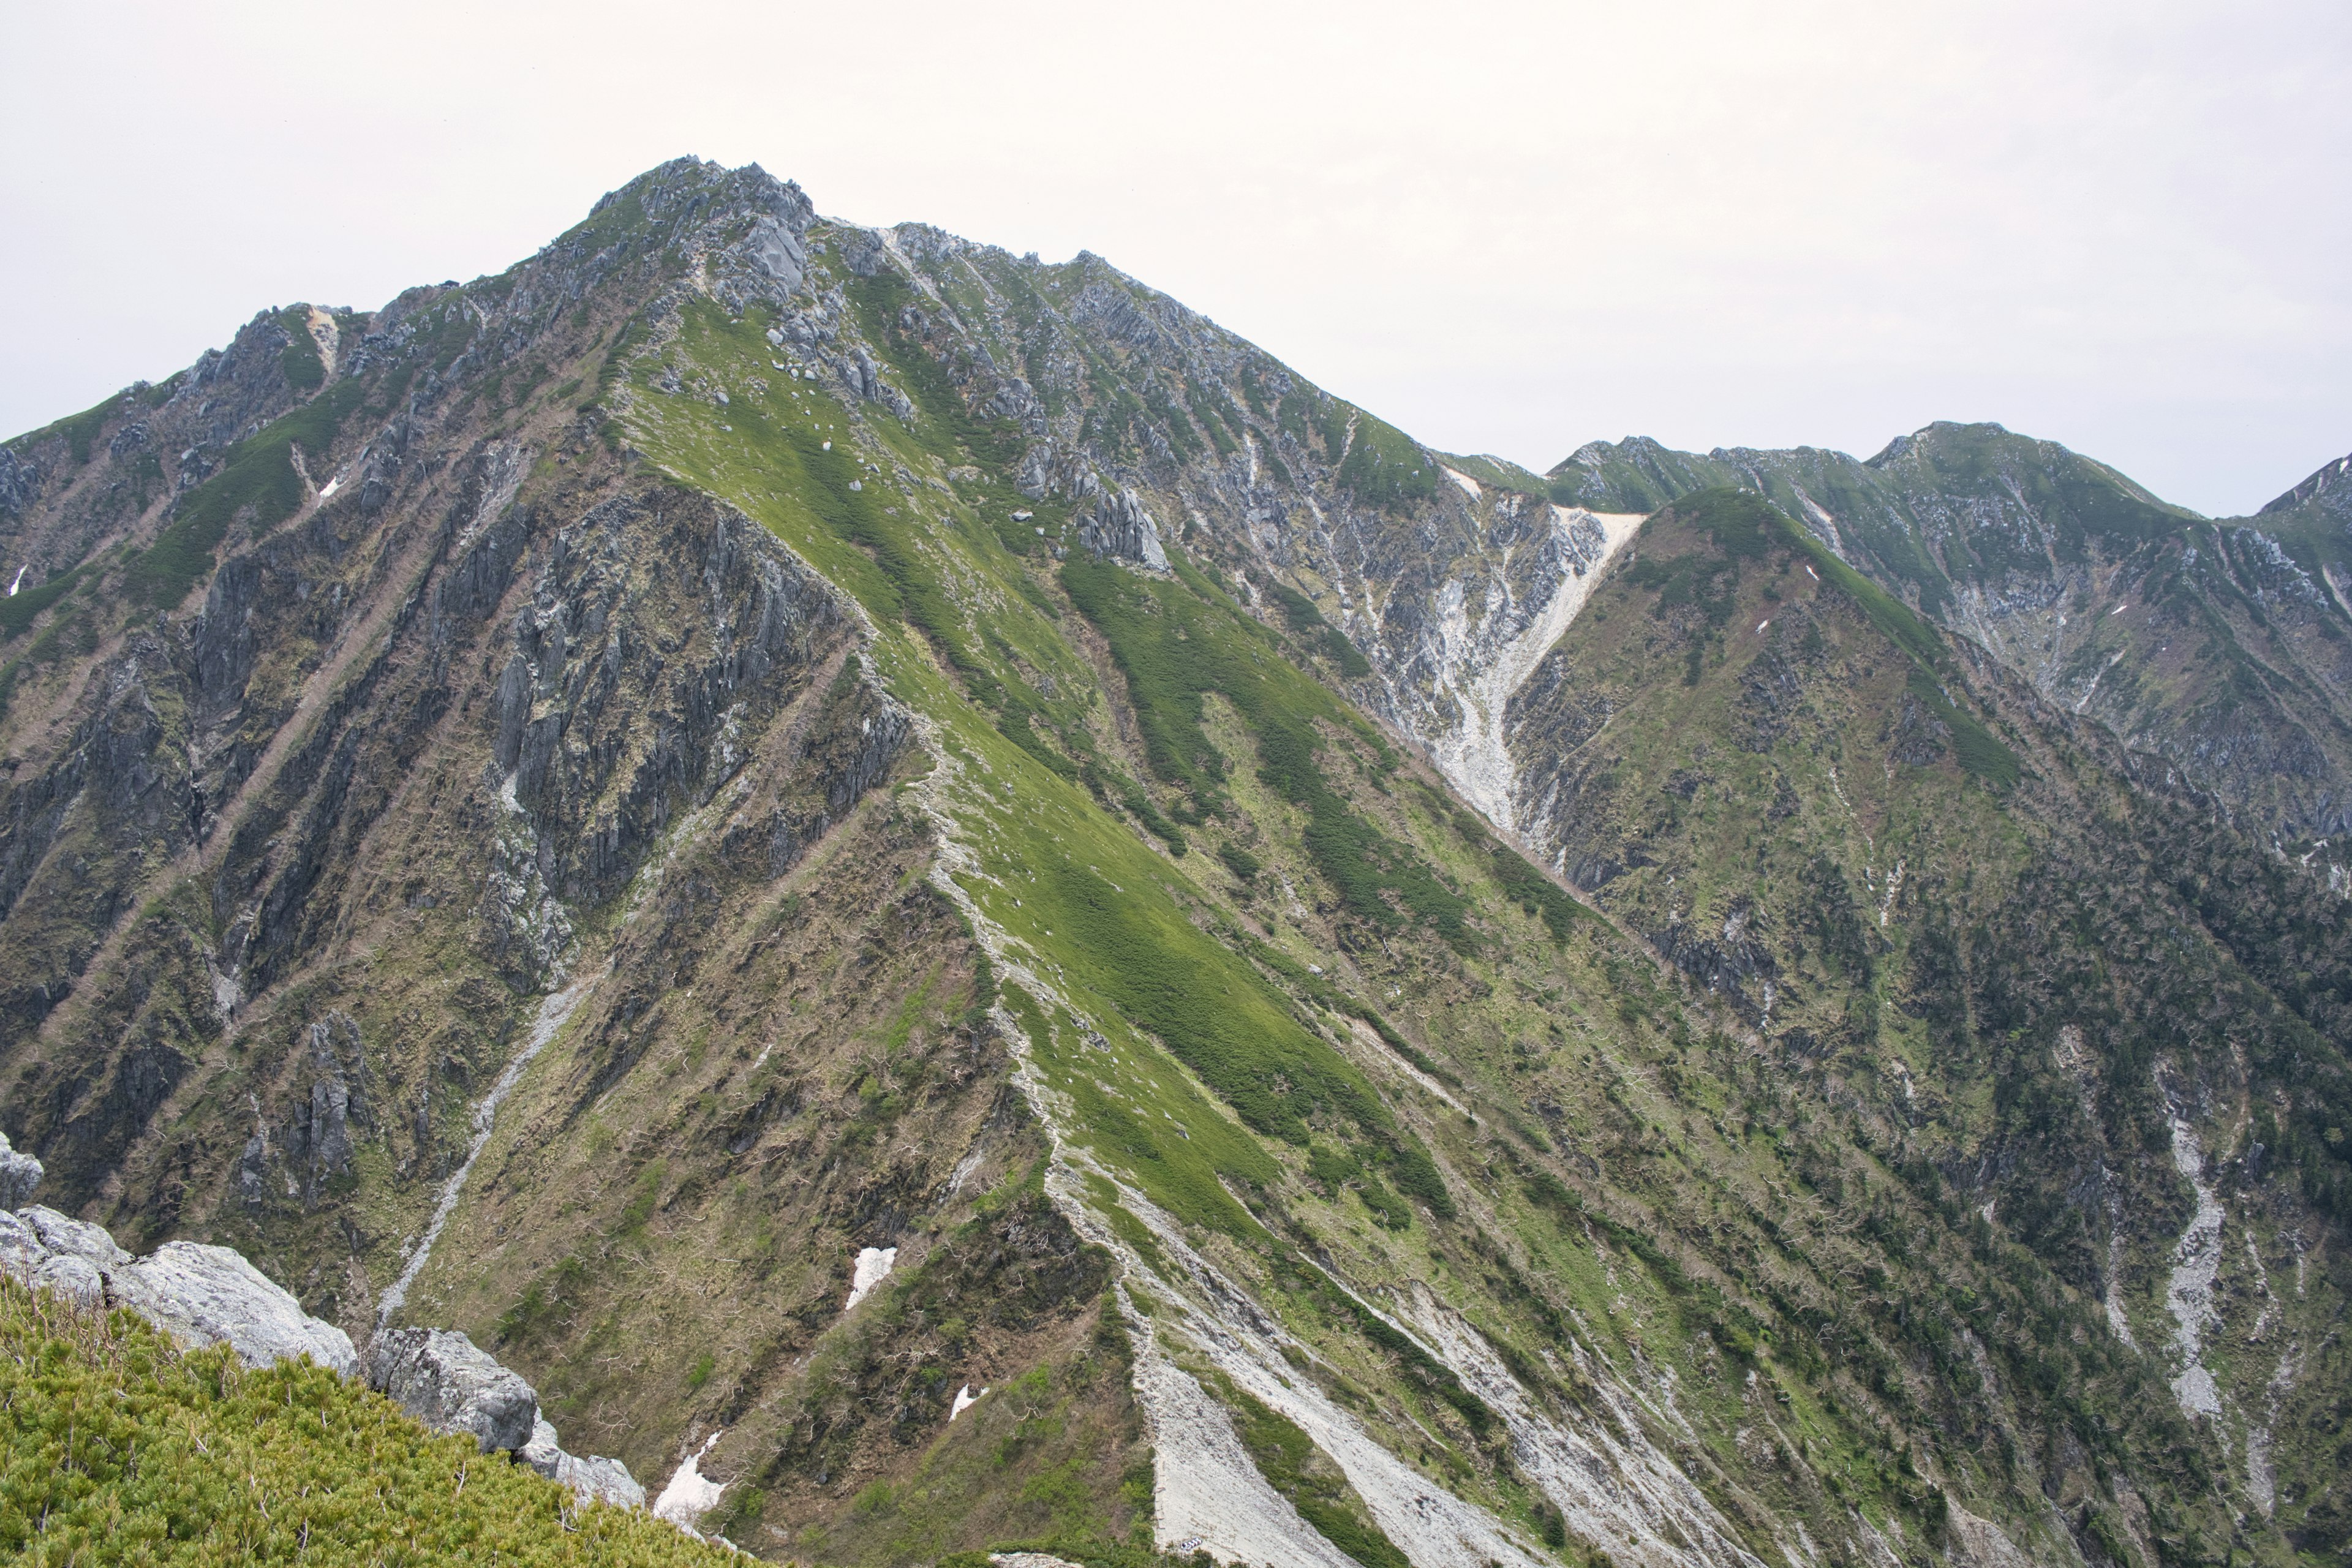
[654,1431,727,1531]
[2162,1110,2226,1418]
[845,1245,897,1311]
[950,1384,987,1420]
[377,969,598,1327]
[317,475,341,500]
[7,566,25,596]
[1441,466,1483,499]
[2111,602,2128,616]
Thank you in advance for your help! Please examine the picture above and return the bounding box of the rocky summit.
[1,157,2348,1568]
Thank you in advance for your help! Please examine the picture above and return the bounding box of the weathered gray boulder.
[19,1205,129,1266]
[1,1204,356,1374]
[29,1252,108,1304]
[0,1209,36,1273]
[0,1131,40,1209]
[522,1414,647,1509]
[368,1327,537,1453]
[111,1242,360,1377]
[0,1209,102,1303]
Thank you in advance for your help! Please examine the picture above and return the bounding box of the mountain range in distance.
[1,157,2348,1568]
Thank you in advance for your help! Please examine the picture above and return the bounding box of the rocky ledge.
[0,1131,642,1511]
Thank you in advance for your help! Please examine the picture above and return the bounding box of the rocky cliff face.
[1,157,2348,1568]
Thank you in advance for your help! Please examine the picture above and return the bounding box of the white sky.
[4,0,2346,516]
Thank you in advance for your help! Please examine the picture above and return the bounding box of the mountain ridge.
[0,157,2346,1568]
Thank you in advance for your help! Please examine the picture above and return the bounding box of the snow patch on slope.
[654,1430,728,1530]
[845,1245,897,1311]
[1426,505,1642,826]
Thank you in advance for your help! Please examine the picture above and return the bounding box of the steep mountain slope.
[0,157,2346,1568]
[1548,428,2352,850]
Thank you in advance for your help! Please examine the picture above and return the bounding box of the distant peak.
[2259,448,2352,516]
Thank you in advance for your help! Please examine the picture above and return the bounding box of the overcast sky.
[4,0,2346,516]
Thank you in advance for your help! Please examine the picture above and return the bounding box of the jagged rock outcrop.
[0,1158,355,1376]
[368,1327,538,1453]
[0,1154,645,1509]
[524,1415,649,1509]
[369,1327,644,1505]
[111,1242,361,1378]
[1076,485,1169,570]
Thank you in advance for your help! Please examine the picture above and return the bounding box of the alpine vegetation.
[1,158,2348,1568]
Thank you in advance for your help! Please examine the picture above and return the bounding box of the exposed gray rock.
[30,1251,107,1304]
[0,443,42,519]
[1076,486,1169,571]
[747,215,807,296]
[1,1202,356,1372]
[112,1241,360,1376]
[368,1327,538,1453]
[521,1414,563,1472]
[20,1204,129,1266]
[0,1208,99,1302]
[524,1414,648,1509]
[0,1131,42,1209]
[0,1208,37,1273]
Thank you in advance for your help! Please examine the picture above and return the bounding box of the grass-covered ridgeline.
[1059,552,1473,949]
[0,1275,725,1566]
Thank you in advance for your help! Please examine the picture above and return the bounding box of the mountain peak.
[2260,447,2352,516]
